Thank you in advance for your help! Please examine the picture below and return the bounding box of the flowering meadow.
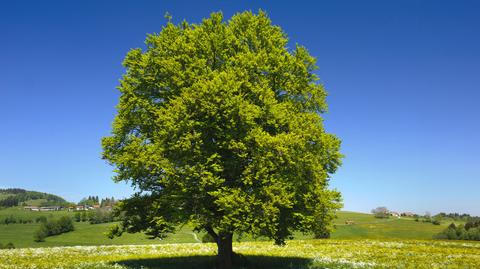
[0,239,479,269]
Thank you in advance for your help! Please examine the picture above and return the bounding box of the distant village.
[23,204,113,212]
[344,209,418,225]
[389,211,416,218]
[23,196,116,212]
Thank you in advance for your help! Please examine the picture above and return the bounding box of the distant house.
[389,211,400,218]
[39,206,61,211]
[401,212,416,217]
[93,204,100,209]
[25,205,63,211]
[76,205,97,211]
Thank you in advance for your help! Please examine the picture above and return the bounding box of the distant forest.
[0,188,67,207]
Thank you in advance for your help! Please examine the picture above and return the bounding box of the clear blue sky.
[1,1,479,215]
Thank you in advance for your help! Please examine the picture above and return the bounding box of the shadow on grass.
[116,255,318,269]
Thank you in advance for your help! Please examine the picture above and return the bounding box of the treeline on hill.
[78,196,116,207]
[370,207,473,227]
[411,213,474,227]
[0,188,67,207]
[422,212,478,226]
[74,209,117,224]
[435,218,480,241]
[1,214,67,225]
[34,216,74,242]
[1,215,34,224]
[436,212,473,221]
[2,209,118,226]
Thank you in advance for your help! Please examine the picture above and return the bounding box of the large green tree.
[102,11,342,269]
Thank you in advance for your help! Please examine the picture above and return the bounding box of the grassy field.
[329,211,447,239]
[0,207,203,248]
[0,208,452,248]
[1,207,477,268]
[1,239,479,269]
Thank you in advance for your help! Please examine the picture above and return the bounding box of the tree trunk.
[216,233,233,269]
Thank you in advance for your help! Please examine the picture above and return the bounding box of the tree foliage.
[371,207,390,219]
[33,216,75,242]
[435,221,480,241]
[102,11,342,267]
[0,215,34,225]
[78,196,99,206]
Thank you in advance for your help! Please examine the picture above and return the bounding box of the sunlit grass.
[1,239,479,269]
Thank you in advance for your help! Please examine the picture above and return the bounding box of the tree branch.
[205,225,219,241]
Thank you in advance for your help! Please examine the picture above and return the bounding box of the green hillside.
[330,211,447,239]
[0,193,14,199]
[0,188,69,207]
[0,208,453,248]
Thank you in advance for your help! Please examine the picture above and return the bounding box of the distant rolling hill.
[329,211,448,239]
[0,188,69,207]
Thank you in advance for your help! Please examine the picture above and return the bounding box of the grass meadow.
[1,239,479,269]
[2,207,477,268]
[0,208,449,248]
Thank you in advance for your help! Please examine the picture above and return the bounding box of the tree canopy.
[102,11,342,268]
[371,207,390,219]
